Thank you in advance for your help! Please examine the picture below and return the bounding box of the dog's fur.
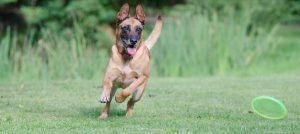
[99,3,162,119]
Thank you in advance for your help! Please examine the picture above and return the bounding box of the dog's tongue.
[127,48,137,56]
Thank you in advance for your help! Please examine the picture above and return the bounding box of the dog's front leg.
[99,77,113,103]
[115,75,147,103]
[99,68,120,103]
[99,70,120,119]
[98,76,114,119]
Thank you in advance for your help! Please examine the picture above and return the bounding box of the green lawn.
[0,76,299,133]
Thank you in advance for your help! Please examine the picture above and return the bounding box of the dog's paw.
[126,110,133,117]
[98,113,108,119]
[115,92,127,103]
[99,95,110,103]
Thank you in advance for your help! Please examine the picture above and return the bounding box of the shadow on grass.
[78,106,126,119]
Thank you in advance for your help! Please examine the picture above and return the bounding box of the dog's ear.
[135,4,145,25]
[117,3,130,24]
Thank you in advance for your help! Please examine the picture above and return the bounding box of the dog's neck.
[122,53,133,61]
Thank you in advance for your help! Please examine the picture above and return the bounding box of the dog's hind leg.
[126,80,148,117]
[99,87,117,119]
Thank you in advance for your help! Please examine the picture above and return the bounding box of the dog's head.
[115,3,145,57]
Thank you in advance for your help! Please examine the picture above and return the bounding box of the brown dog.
[98,3,162,119]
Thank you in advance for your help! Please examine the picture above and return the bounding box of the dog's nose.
[130,38,137,45]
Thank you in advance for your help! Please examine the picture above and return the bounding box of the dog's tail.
[145,16,163,50]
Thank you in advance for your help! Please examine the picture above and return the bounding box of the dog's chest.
[122,64,135,76]
[115,64,138,86]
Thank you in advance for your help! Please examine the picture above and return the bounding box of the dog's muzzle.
[121,35,140,57]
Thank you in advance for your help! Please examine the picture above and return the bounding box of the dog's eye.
[136,27,142,33]
[122,25,130,32]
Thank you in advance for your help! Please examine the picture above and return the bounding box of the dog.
[98,3,162,119]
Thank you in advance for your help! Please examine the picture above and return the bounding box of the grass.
[1,76,299,133]
[0,26,109,81]
[151,14,277,76]
[236,25,300,76]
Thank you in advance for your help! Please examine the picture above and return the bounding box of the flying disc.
[251,96,287,119]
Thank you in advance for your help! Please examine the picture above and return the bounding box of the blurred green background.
[0,0,300,81]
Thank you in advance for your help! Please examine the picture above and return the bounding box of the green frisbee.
[251,96,287,119]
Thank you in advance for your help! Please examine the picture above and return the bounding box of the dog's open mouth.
[127,47,137,56]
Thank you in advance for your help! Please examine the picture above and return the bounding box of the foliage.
[0,28,12,80]
[0,26,108,80]
[151,14,278,76]
[19,0,118,48]
[0,0,16,5]
[172,0,291,31]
